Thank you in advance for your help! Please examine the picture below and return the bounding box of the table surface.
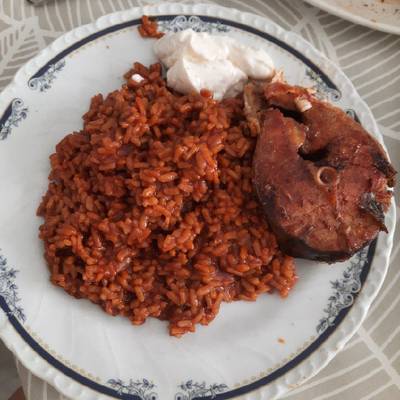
[0,0,399,399]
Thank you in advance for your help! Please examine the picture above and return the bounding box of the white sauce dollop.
[131,73,145,83]
[153,30,275,100]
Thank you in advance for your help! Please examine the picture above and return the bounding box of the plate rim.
[0,3,396,400]
[303,0,400,35]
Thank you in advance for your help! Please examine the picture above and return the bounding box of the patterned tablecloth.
[0,0,399,399]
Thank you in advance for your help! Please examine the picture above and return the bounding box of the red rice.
[138,16,164,39]
[37,62,297,337]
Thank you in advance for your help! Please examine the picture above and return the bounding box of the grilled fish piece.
[249,81,396,262]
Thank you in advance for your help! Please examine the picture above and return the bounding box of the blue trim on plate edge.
[0,14,376,400]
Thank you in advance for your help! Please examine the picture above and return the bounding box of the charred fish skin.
[250,81,396,263]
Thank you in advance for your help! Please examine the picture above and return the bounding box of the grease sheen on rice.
[37,62,297,337]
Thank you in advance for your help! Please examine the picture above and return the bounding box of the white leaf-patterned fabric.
[0,1,399,399]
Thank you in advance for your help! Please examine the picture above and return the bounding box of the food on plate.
[37,16,394,336]
[139,16,275,99]
[153,29,275,100]
[137,15,164,39]
[37,62,297,337]
[249,80,396,262]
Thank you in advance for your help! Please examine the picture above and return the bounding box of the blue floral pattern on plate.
[0,252,25,322]
[0,98,28,140]
[317,248,368,334]
[28,59,66,92]
[108,378,158,400]
[159,15,230,34]
[175,381,228,400]
[305,69,360,123]
[306,68,341,102]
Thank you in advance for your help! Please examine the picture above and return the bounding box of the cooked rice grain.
[37,62,297,337]
[138,16,164,39]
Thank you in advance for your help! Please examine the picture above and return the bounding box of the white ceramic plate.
[0,3,395,400]
[304,0,400,35]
